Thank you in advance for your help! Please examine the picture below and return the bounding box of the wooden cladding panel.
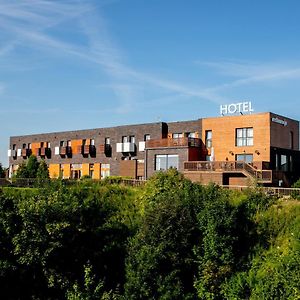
[202,113,271,162]
[137,162,144,178]
[120,160,137,178]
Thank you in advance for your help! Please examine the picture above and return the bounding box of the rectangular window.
[60,141,65,147]
[144,134,151,141]
[12,144,16,150]
[90,139,95,146]
[122,136,129,143]
[236,154,253,163]
[155,154,179,171]
[101,164,110,179]
[105,137,110,145]
[173,133,183,138]
[22,143,26,149]
[187,132,196,138]
[67,140,71,147]
[28,143,31,149]
[236,128,253,146]
[280,155,288,171]
[129,135,135,143]
[205,130,212,148]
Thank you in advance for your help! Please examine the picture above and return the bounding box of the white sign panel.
[272,117,287,126]
[220,101,254,115]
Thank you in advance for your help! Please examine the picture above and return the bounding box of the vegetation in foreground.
[0,169,299,299]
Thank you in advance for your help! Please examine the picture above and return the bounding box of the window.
[144,134,151,141]
[101,164,110,178]
[48,142,51,148]
[280,155,288,171]
[105,137,110,145]
[41,142,44,148]
[173,133,183,138]
[12,144,16,150]
[122,136,129,143]
[90,139,95,146]
[155,154,179,171]
[28,143,31,149]
[187,132,196,138]
[205,130,212,148]
[22,143,26,149]
[236,154,253,163]
[236,128,253,146]
[129,135,135,143]
[60,141,65,147]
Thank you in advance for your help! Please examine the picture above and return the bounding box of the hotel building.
[8,112,300,187]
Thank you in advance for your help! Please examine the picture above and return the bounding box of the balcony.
[99,144,112,156]
[116,142,135,153]
[184,161,272,183]
[60,146,72,156]
[21,148,31,157]
[76,145,96,156]
[146,137,202,149]
[8,149,17,158]
[39,147,50,157]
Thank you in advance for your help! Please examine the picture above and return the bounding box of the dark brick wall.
[9,122,165,176]
[167,119,202,135]
[145,147,189,179]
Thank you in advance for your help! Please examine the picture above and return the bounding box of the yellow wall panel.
[63,164,71,179]
[49,164,60,179]
[94,163,101,179]
[82,163,90,176]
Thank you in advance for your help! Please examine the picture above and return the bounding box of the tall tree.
[0,163,5,178]
[36,160,49,180]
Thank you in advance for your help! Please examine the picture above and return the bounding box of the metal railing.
[220,185,300,198]
[146,137,202,148]
[184,161,272,183]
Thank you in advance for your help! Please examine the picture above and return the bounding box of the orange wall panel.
[71,139,82,154]
[31,142,41,156]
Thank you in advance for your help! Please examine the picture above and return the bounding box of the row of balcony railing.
[9,137,203,159]
[184,161,273,183]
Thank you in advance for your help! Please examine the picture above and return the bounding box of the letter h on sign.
[220,104,228,115]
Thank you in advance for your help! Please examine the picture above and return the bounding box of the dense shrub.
[0,170,299,299]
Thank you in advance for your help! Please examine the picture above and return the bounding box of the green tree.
[0,163,5,178]
[26,155,40,178]
[125,170,201,299]
[36,159,50,186]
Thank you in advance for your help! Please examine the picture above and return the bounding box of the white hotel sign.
[220,101,254,115]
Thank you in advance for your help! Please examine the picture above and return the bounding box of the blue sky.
[1,0,300,166]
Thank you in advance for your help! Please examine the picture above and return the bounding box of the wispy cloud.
[0,0,227,110]
[197,60,300,92]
